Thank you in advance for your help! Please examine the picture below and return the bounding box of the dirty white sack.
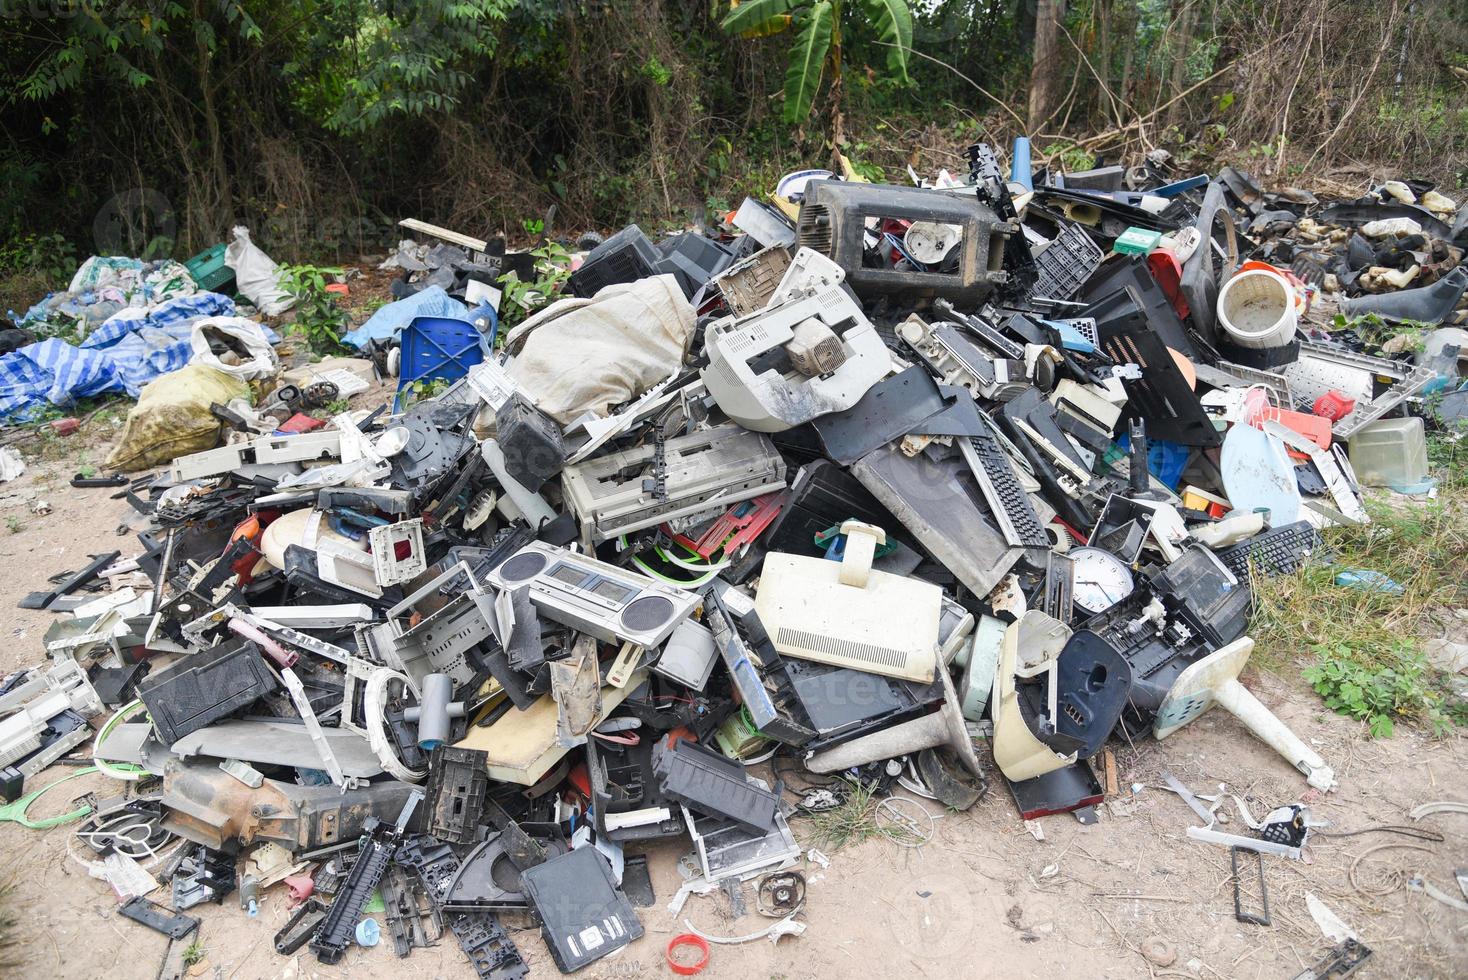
[224,226,296,316]
[505,275,694,425]
[189,316,279,381]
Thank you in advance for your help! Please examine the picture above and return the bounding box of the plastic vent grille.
[776,626,911,671]
[797,204,832,253]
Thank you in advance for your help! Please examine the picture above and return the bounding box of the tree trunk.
[1095,0,1113,124]
[1028,0,1066,131]
[1165,0,1198,129]
[828,2,846,155]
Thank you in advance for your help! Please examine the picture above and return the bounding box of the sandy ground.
[0,409,1465,980]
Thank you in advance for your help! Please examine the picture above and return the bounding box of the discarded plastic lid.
[775,169,833,202]
[373,425,411,457]
[355,917,380,947]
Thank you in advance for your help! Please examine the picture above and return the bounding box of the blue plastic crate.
[397,315,488,387]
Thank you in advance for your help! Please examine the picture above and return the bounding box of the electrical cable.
[1317,824,1444,841]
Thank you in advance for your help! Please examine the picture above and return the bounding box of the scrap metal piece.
[756,871,806,917]
[1162,772,1313,858]
[1409,801,1468,820]
[160,759,417,851]
[681,797,800,884]
[1289,938,1372,980]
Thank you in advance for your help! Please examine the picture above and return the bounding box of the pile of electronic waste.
[4,143,1465,977]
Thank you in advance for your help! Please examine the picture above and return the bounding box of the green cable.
[617,535,724,587]
[630,550,722,587]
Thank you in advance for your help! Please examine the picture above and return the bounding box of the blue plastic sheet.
[341,285,468,349]
[0,291,281,420]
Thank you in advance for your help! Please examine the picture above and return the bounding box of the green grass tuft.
[1249,430,1468,737]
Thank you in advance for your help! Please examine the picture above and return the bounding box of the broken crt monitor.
[754,521,939,684]
[701,286,890,432]
[561,424,786,543]
[485,542,699,648]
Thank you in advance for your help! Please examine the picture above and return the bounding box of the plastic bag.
[104,363,250,472]
[340,285,467,349]
[189,316,279,381]
[224,226,296,316]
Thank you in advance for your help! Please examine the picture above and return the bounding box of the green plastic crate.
[185,243,235,293]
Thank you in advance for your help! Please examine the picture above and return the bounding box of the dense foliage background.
[2,0,1465,276]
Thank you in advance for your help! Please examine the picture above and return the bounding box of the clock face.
[1070,547,1135,615]
[904,221,961,265]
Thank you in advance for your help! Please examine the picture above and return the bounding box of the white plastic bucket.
[1217,269,1297,349]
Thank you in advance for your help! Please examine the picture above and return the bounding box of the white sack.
[224,226,296,316]
[505,275,694,425]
